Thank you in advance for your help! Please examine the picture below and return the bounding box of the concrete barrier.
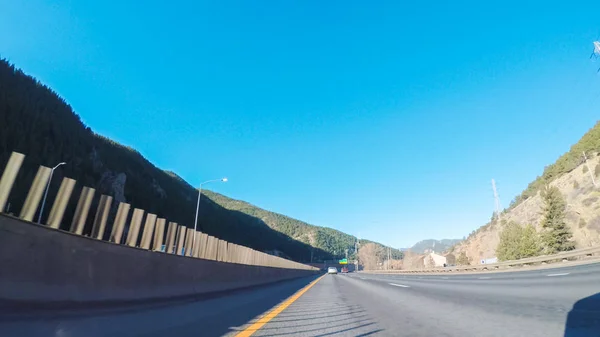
[70,186,95,235]
[126,208,144,247]
[165,221,177,254]
[91,195,112,240]
[47,177,76,229]
[0,214,318,304]
[110,202,130,244]
[176,225,186,256]
[153,218,166,251]
[140,213,157,250]
[185,228,194,257]
[0,152,25,213]
[19,165,51,221]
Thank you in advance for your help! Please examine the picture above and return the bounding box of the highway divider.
[0,151,319,305]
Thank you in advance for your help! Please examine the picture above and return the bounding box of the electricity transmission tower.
[583,152,598,188]
[491,179,501,217]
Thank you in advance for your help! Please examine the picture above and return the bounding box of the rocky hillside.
[0,58,399,262]
[453,123,600,262]
[409,239,462,254]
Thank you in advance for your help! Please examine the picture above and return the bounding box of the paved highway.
[1,263,599,337]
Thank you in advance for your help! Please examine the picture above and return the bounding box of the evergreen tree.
[496,222,540,261]
[520,224,541,258]
[456,252,470,266]
[540,185,574,254]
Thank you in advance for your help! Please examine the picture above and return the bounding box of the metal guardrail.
[369,246,600,274]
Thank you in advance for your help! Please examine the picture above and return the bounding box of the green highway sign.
[339,258,348,265]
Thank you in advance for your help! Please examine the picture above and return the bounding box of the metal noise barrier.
[0,151,318,271]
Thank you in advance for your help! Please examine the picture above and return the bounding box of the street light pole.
[37,162,66,224]
[192,177,227,254]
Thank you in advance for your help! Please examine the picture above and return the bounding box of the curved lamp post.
[37,162,66,224]
[192,177,227,253]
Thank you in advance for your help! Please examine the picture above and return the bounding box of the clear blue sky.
[1,1,599,248]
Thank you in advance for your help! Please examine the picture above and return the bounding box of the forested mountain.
[0,59,397,262]
[201,190,404,260]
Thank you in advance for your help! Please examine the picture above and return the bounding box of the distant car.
[341,267,349,273]
[327,267,338,274]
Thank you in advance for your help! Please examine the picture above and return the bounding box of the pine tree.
[456,252,470,266]
[497,222,541,261]
[497,222,522,261]
[540,185,574,254]
[520,225,541,258]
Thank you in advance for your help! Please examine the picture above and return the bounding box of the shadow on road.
[563,292,600,337]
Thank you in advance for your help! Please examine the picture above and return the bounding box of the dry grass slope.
[454,155,600,262]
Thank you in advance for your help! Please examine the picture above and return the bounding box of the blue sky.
[1,1,599,248]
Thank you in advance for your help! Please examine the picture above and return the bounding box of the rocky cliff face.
[98,171,127,205]
[453,155,600,262]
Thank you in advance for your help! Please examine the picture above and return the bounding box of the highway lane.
[241,263,600,337]
[1,263,599,337]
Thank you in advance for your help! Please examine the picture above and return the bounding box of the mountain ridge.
[452,122,600,262]
[409,239,462,254]
[0,58,400,262]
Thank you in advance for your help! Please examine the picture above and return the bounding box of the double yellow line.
[235,275,325,336]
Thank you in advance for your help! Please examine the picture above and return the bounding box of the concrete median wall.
[0,214,318,304]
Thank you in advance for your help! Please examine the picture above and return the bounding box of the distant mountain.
[0,58,400,263]
[409,239,462,254]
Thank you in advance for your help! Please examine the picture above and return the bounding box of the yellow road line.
[235,275,325,337]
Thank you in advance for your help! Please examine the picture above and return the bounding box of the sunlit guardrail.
[368,246,600,274]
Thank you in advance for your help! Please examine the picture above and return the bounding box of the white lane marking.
[389,283,410,288]
[441,277,449,279]
[360,277,367,280]
[547,272,570,277]
[478,277,491,280]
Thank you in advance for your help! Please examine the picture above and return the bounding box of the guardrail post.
[126,208,144,247]
[110,202,130,244]
[140,213,157,249]
[47,177,76,229]
[184,228,194,257]
[153,218,166,251]
[70,186,95,235]
[19,165,51,221]
[165,222,177,254]
[0,152,25,213]
[176,225,186,256]
[91,195,112,239]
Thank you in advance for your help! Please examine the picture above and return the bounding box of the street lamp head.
[221,177,228,182]
[53,162,67,170]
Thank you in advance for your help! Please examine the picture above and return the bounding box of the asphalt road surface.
[1,263,599,337]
